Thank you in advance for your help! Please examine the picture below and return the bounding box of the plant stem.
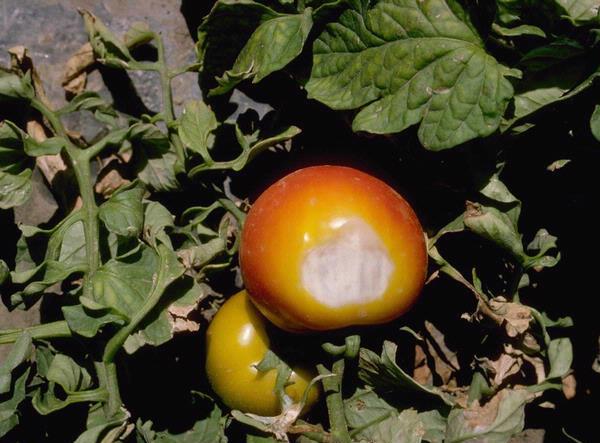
[0,321,72,344]
[31,97,120,413]
[155,32,185,169]
[29,98,101,298]
[68,387,109,404]
[69,148,100,298]
[30,98,68,139]
[96,362,123,417]
[318,360,351,443]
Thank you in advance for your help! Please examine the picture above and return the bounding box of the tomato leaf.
[0,332,32,395]
[359,341,455,406]
[554,0,600,26]
[305,0,514,150]
[32,354,102,415]
[0,71,34,102]
[129,123,180,192]
[547,338,573,379]
[62,304,126,338]
[345,388,436,442]
[74,403,130,443]
[135,402,227,442]
[178,100,218,162]
[0,368,30,438]
[210,9,313,95]
[98,185,145,238]
[445,389,531,443]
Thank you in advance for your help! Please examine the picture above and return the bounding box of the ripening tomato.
[205,290,319,416]
[240,165,427,332]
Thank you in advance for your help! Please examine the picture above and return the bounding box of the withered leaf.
[488,297,532,337]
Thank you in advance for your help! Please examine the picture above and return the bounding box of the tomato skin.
[205,291,318,416]
[240,165,427,332]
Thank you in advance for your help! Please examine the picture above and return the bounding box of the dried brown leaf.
[480,345,523,387]
[62,43,95,95]
[168,301,200,333]
[562,373,576,400]
[489,297,532,337]
[9,46,51,106]
[522,354,546,384]
[424,321,460,386]
[413,344,433,386]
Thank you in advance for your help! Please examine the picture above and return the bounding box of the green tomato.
[205,290,319,416]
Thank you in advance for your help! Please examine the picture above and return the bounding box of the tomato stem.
[318,360,351,443]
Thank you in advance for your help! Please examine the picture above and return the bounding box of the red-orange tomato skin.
[240,165,428,332]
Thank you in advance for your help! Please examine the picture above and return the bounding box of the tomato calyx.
[231,371,331,442]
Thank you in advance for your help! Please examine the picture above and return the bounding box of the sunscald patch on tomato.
[240,165,428,332]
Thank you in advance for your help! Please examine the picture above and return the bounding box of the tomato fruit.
[240,165,427,332]
[205,290,319,416]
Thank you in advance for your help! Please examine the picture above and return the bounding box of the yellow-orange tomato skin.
[240,165,428,332]
[205,291,318,416]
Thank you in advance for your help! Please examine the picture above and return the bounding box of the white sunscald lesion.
[301,217,394,308]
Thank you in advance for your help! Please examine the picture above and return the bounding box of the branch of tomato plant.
[314,335,361,442]
[0,321,71,344]
[154,31,185,171]
[317,360,351,443]
[29,96,126,417]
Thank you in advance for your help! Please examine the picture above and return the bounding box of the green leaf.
[464,202,525,260]
[0,169,32,209]
[123,246,190,354]
[519,40,585,72]
[492,24,546,38]
[0,368,30,438]
[81,10,135,68]
[0,120,65,209]
[524,229,560,270]
[197,0,282,88]
[130,123,179,192]
[46,354,92,393]
[446,389,531,443]
[62,304,126,338]
[189,125,300,176]
[143,201,175,249]
[419,410,447,443]
[8,217,87,309]
[90,246,159,319]
[359,341,455,406]
[32,354,104,415]
[0,71,34,101]
[467,372,494,405]
[305,0,514,150]
[74,403,129,443]
[345,389,425,442]
[91,243,186,353]
[591,105,600,142]
[547,338,573,379]
[554,0,600,25]
[211,9,313,95]
[178,100,218,162]
[0,260,8,285]
[0,332,32,395]
[58,91,117,118]
[136,403,227,442]
[98,185,145,237]
[124,22,155,48]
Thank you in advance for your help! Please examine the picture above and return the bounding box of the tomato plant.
[240,165,427,332]
[0,0,598,442]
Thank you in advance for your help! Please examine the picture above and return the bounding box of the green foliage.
[0,0,591,441]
